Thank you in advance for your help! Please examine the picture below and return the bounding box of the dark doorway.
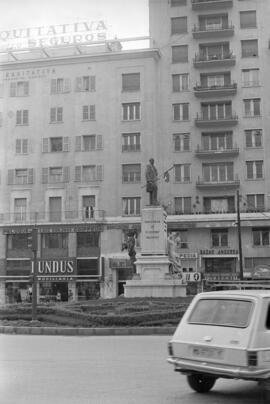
[51,282,68,301]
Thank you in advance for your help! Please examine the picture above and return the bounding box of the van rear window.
[188,299,253,328]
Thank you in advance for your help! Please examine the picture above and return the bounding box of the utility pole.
[236,190,244,281]
[28,228,38,321]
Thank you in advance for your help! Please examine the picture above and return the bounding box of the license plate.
[191,346,224,360]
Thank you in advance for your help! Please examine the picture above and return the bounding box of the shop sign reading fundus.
[31,258,76,280]
[0,20,108,51]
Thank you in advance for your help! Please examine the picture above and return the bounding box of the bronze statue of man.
[145,158,158,205]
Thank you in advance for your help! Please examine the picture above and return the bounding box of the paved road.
[0,334,265,404]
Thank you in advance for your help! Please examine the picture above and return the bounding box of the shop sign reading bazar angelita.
[0,20,107,51]
[31,258,76,281]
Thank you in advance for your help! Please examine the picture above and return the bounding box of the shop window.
[77,259,99,276]
[42,233,68,249]
[7,234,28,250]
[77,232,99,248]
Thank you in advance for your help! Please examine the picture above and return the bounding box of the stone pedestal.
[124,206,186,298]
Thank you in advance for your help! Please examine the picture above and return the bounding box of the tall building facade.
[149,0,270,284]
[1,0,270,303]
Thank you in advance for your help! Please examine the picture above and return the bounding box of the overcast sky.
[1,0,149,38]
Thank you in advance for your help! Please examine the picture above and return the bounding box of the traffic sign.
[182,272,201,282]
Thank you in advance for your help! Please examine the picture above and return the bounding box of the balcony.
[192,23,234,39]
[195,144,239,158]
[196,176,240,189]
[192,0,233,11]
[122,144,141,152]
[194,82,237,98]
[195,113,238,127]
[193,52,236,68]
[0,209,106,224]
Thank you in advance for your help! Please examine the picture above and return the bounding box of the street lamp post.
[236,190,244,281]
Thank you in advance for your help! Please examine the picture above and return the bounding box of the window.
[10,81,29,97]
[42,137,69,152]
[77,232,99,248]
[204,74,227,87]
[51,78,71,94]
[202,163,234,182]
[171,17,187,35]
[199,14,228,31]
[199,43,230,60]
[172,74,189,92]
[122,73,140,91]
[75,165,103,182]
[173,103,189,121]
[241,39,258,57]
[174,164,191,182]
[16,110,28,125]
[76,75,96,92]
[247,194,264,211]
[173,133,190,151]
[43,233,68,249]
[122,164,141,183]
[7,234,28,250]
[202,131,233,150]
[204,197,235,213]
[82,105,95,121]
[240,10,256,28]
[189,299,252,328]
[42,167,70,183]
[246,160,263,179]
[253,228,269,246]
[49,197,62,222]
[122,197,141,216]
[174,197,192,214]
[244,98,261,117]
[122,103,140,120]
[211,228,228,247]
[50,107,63,123]
[82,195,96,219]
[16,139,28,154]
[75,135,103,151]
[14,198,27,222]
[242,68,259,86]
[122,133,141,152]
[172,45,188,63]
[8,169,34,185]
[201,102,232,120]
[171,0,186,6]
[245,129,262,148]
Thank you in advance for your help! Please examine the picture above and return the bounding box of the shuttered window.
[122,73,140,91]
[171,17,187,35]
[172,45,188,63]
[51,78,71,94]
[50,107,63,123]
[240,11,256,28]
[241,39,258,57]
[74,165,103,182]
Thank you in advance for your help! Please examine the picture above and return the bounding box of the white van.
[167,290,270,398]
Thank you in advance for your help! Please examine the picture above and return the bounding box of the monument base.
[124,254,187,298]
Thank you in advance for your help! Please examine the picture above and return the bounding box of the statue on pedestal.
[145,158,158,205]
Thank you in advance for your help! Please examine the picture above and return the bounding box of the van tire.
[187,374,216,393]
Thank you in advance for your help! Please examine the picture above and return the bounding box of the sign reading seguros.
[0,20,108,51]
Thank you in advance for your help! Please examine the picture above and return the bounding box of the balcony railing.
[192,23,234,38]
[195,144,239,157]
[194,82,237,97]
[192,0,233,10]
[196,175,240,188]
[0,209,106,224]
[195,113,238,127]
[122,144,141,152]
[193,52,236,68]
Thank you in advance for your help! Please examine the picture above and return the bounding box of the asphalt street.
[0,334,266,404]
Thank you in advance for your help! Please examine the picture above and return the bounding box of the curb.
[0,326,176,336]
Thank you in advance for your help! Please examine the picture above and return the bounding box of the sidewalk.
[0,325,176,336]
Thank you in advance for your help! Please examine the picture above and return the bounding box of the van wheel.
[187,374,216,393]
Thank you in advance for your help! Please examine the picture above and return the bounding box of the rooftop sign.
[0,20,108,51]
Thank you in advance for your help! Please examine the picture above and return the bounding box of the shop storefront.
[200,249,239,281]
